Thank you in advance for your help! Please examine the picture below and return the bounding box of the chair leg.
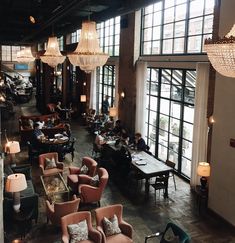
[98,201,101,207]
[172,174,177,190]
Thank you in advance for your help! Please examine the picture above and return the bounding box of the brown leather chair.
[95,204,133,243]
[39,152,64,176]
[61,211,102,243]
[79,168,108,207]
[67,157,97,193]
[46,195,80,226]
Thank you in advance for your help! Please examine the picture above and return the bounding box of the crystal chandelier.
[16,47,35,63]
[204,24,235,78]
[40,36,65,68]
[67,21,109,73]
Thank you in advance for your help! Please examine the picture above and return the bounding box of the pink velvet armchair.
[95,204,133,243]
[39,152,64,176]
[61,211,102,243]
[46,195,80,226]
[67,156,97,193]
[79,168,109,207]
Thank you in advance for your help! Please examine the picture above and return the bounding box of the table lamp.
[197,162,211,191]
[109,107,117,118]
[5,173,27,212]
[5,141,21,167]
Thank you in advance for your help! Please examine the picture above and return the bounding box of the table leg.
[145,178,150,194]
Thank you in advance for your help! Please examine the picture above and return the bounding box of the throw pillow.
[103,214,121,237]
[80,165,89,174]
[90,174,99,187]
[45,157,57,170]
[162,227,180,243]
[67,219,88,243]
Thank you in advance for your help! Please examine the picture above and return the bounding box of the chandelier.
[204,24,235,78]
[67,21,109,73]
[40,36,65,68]
[16,47,35,63]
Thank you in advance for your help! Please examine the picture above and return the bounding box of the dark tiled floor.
[3,96,235,243]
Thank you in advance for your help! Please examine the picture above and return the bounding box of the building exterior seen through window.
[144,68,196,179]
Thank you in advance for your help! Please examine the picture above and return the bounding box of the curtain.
[89,69,97,110]
[190,62,210,187]
[114,63,119,113]
[135,61,147,135]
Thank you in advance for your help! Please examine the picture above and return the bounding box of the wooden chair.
[166,160,177,190]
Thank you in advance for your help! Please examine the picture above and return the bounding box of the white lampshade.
[109,107,117,117]
[6,141,21,154]
[67,21,109,73]
[80,95,87,102]
[6,173,27,192]
[197,162,211,177]
[40,36,66,68]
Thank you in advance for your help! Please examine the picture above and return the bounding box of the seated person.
[95,130,107,150]
[63,123,71,138]
[120,128,130,145]
[35,118,45,129]
[32,123,46,146]
[134,132,148,151]
[112,120,122,136]
[46,118,54,128]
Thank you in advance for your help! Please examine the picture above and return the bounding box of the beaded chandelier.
[40,37,65,68]
[67,21,109,73]
[204,24,235,78]
[16,47,35,63]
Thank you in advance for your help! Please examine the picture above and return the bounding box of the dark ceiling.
[0,0,156,45]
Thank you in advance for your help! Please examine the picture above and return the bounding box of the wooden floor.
[3,97,235,243]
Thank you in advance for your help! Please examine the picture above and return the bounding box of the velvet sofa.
[19,113,65,143]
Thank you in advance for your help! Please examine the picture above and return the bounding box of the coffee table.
[40,173,70,203]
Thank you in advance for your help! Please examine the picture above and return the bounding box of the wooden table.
[131,151,172,197]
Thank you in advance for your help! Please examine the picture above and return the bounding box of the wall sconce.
[120,91,125,99]
[83,82,86,86]
[80,95,86,102]
[208,115,215,125]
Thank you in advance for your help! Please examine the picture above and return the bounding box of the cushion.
[45,157,57,170]
[103,214,121,237]
[90,174,99,187]
[80,165,89,174]
[162,227,180,243]
[67,219,88,243]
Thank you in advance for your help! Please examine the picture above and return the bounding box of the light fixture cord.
[88,0,91,21]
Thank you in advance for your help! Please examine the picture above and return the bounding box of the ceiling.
[0,0,156,45]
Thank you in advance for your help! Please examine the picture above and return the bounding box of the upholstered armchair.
[67,156,97,193]
[39,152,64,176]
[79,168,109,207]
[95,204,133,243]
[46,195,80,226]
[61,211,102,243]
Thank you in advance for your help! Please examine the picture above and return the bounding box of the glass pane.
[168,151,178,166]
[143,42,151,54]
[161,84,171,98]
[181,157,191,177]
[144,28,152,41]
[170,102,181,119]
[170,118,180,136]
[187,35,202,53]
[189,17,203,35]
[169,134,179,152]
[153,12,162,26]
[151,69,159,81]
[149,110,157,126]
[174,38,184,53]
[174,21,185,37]
[145,5,153,14]
[183,122,193,141]
[163,23,174,39]
[163,39,173,54]
[144,14,153,28]
[184,87,195,104]
[175,4,186,21]
[152,41,161,54]
[165,0,175,9]
[184,105,194,123]
[176,0,187,4]
[154,2,163,11]
[153,26,161,40]
[164,7,174,24]
[171,85,182,101]
[160,99,170,115]
[159,114,169,131]
[182,140,192,160]
[158,144,168,161]
[202,34,212,52]
[189,0,204,18]
[205,0,214,14]
[204,15,213,34]
[150,96,158,111]
[148,124,157,142]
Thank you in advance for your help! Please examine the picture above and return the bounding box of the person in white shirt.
[95,130,107,150]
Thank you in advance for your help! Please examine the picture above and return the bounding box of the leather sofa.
[19,113,65,143]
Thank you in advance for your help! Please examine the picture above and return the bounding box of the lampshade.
[197,162,211,177]
[6,141,21,154]
[16,47,35,63]
[40,36,66,68]
[6,173,27,192]
[80,95,87,102]
[67,21,109,73]
[204,24,235,78]
[109,107,117,117]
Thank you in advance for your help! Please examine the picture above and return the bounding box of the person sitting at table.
[32,123,46,147]
[120,128,130,145]
[95,129,107,150]
[35,118,45,129]
[63,123,71,138]
[112,119,122,136]
[134,132,148,151]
